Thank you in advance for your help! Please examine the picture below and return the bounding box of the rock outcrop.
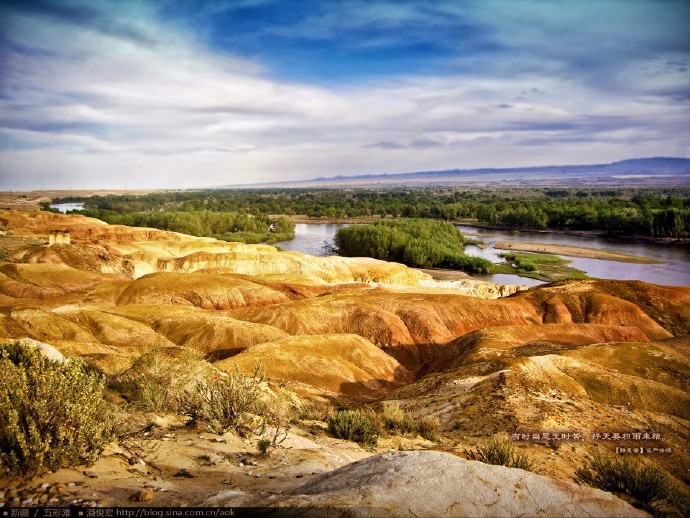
[273,451,647,517]
[48,230,71,245]
[385,335,690,486]
[420,278,527,298]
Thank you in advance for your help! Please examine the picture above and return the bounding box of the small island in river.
[493,241,664,264]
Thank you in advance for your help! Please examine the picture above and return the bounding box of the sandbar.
[493,241,663,264]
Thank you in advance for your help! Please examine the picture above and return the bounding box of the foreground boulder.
[275,451,647,517]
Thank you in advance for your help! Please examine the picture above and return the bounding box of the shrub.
[327,409,379,447]
[257,438,271,454]
[179,367,266,435]
[112,347,213,412]
[256,387,295,446]
[298,399,335,421]
[575,454,683,515]
[416,415,442,442]
[381,406,416,435]
[377,406,442,441]
[466,437,533,471]
[334,219,494,274]
[517,260,537,272]
[0,342,114,478]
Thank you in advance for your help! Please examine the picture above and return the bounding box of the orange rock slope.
[2,208,690,507]
[2,209,690,487]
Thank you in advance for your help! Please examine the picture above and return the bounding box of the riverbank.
[277,221,690,286]
[287,216,689,248]
[418,268,472,281]
[0,190,158,212]
[459,221,690,248]
[493,241,663,264]
[287,215,382,224]
[492,262,587,282]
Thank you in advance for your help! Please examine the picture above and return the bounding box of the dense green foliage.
[78,209,294,244]
[53,186,690,237]
[0,342,114,478]
[334,219,494,273]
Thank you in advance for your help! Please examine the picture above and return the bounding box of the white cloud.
[0,0,688,189]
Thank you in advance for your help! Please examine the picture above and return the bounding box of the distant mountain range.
[245,157,690,188]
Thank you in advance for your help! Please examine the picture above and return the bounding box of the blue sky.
[0,0,688,189]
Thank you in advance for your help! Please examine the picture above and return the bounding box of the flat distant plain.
[236,157,690,188]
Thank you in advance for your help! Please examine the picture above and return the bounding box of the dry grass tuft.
[111,346,214,412]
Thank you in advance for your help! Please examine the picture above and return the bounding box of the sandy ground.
[0,412,590,509]
[493,241,663,263]
[417,268,473,281]
[0,414,444,507]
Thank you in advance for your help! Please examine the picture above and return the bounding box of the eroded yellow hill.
[1,209,689,489]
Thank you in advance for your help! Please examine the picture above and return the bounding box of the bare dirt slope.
[217,334,415,399]
[386,335,690,486]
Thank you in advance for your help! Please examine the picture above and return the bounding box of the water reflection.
[283,223,689,286]
[49,203,85,213]
[458,226,690,286]
[278,223,347,256]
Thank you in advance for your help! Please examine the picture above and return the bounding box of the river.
[50,203,85,213]
[283,223,690,287]
[279,223,350,256]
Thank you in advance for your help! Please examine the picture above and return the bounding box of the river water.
[458,226,690,287]
[283,223,690,287]
[50,203,85,213]
[279,223,350,256]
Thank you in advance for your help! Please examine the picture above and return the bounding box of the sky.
[0,0,689,190]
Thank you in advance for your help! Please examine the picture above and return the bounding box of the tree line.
[75,209,294,244]
[52,187,690,238]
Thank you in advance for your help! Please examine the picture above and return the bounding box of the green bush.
[575,454,684,515]
[79,209,295,244]
[381,406,416,435]
[377,406,442,441]
[518,260,537,272]
[327,409,379,447]
[466,438,533,471]
[0,342,114,478]
[257,438,271,454]
[499,252,567,272]
[298,399,335,421]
